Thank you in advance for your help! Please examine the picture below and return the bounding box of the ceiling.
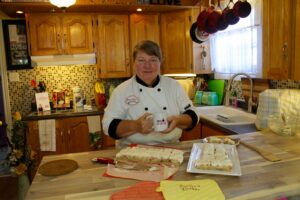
[0,1,199,18]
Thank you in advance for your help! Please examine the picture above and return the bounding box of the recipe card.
[35,92,51,111]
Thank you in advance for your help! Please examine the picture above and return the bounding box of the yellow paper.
[158,179,225,200]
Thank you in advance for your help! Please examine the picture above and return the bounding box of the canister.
[202,92,209,105]
[208,92,218,105]
[194,91,203,104]
[73,86,83,108]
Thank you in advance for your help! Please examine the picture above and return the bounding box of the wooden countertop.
[26,130,300,200]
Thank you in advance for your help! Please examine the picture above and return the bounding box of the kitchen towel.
[87,115,101,133]
[38,119,56,151]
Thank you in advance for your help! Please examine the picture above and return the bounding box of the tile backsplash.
[8,65,300,119]
[8,65,97,117]
[230,79,300,100]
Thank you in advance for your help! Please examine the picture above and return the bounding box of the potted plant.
[7,112,36,200]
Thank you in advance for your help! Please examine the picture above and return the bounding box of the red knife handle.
[96,157,115,164]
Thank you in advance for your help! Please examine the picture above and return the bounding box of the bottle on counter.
[194,91,203,105]
[208,92,218,106]
[72,86,84,109]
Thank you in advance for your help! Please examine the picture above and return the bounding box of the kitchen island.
[26,130,300,200]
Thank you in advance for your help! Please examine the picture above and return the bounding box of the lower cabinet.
[201,124,226,138]
[27,116,98,179]
[180,122,227,141]
[180,123,201,141]
[55,117,91,154]
[99,114,115,148]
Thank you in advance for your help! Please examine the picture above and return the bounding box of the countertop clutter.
[26,130,300,200]
[23,106,103,121]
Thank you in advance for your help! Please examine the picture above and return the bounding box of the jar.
[72,86,83,108]
[194,91,203,104]
[202,92,209,105]
[208,92,218,106]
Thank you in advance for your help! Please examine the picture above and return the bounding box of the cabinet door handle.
[282,43,288,59]
[57,34,62,54]
[61,131,64,144]
[63,33,67,54]
[68,130,70,135]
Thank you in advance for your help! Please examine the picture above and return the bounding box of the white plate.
[187,143,242,176]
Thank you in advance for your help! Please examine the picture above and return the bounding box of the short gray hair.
[133,40,162,62]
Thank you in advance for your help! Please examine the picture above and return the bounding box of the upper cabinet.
[129,14,160,74]
[293,1,300,80]
[160,10,193,74]
[263,0,293,79]
[96,14,131,78]
[26,13,94,56]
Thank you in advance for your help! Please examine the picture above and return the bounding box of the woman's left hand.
[160,116,179,133]
[160,114,193,133]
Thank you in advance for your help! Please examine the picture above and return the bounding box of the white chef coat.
[102,75,200,148]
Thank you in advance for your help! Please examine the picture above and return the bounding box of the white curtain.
[210,0,262,79]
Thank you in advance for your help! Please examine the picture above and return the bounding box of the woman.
[102,40,199,148]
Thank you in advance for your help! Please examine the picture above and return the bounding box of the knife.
[91,157,159,171]
[91,157,115,164]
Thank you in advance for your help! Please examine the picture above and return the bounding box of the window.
[210,0,262,79]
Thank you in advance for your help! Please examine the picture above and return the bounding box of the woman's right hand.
[136,113,153,134]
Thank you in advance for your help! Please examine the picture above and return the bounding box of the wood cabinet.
[293,1,300,80]
[27,116,97,178]
[96,14,131,78]
[180,123,201,141]
[129,14,160,74]
[263,0,293,79]
[160,10,193,74]
[55,117,91,154]
[201,124,226,138]
[99,114,115,148]
[26,13,94,56]
[28,116,92,156]
[180,122,226,141]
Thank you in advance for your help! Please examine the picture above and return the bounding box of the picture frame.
[2,20,32,70]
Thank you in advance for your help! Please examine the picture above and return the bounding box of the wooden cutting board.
[240,141,281,162]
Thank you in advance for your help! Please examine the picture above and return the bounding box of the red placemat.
[110,181,164,200]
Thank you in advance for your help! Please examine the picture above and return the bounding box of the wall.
[8,65,97,116]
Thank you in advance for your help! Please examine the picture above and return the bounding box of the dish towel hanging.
[38,119,56,151]
[87,115,101,134]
